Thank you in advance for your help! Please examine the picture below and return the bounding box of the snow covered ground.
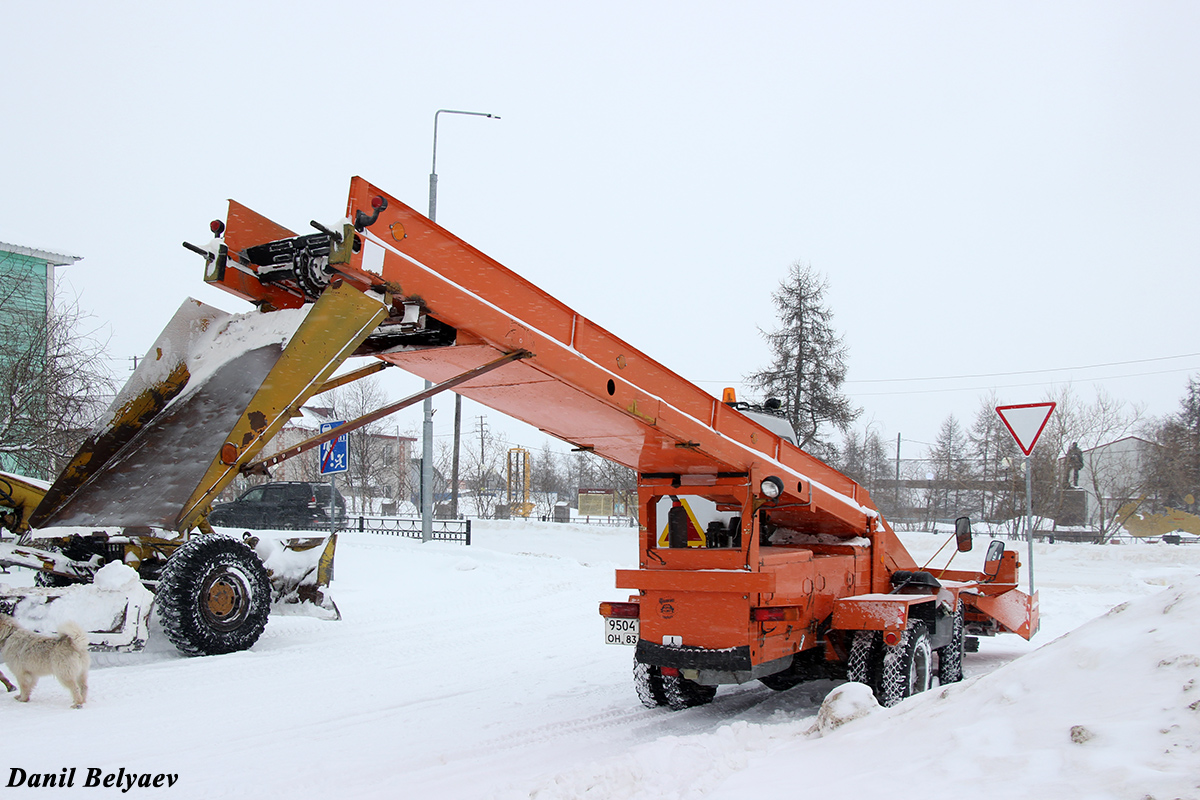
[2,521,1198,799]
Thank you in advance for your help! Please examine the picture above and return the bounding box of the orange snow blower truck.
[189,176,1038,707]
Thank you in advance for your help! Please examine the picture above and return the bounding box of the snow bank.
[520,571,1200,800]
[3,523,1197,799]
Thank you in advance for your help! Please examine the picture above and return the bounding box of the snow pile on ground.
[1,560,154,651]
[520,572,1200,800]
[3,561,151,635]
[807,681,879,735]
[1,523,1198,799]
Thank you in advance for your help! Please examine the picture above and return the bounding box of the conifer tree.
[747,262,858,450]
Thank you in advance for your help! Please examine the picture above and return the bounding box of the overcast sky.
[3,1,1197,459]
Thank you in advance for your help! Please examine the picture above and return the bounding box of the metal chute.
[32,281,386,530]
[0,281,387,649]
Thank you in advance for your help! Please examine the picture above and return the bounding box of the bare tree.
[0,281,115,481]
[746,262,859,451]
[462,416,506,518]
[1075,391,1145,541]
[530,443,563,520]
[591,454,637,517]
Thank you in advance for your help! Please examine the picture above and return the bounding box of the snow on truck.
[0,177,1037,709]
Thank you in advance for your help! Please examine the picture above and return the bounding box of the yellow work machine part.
[0,280,386,655]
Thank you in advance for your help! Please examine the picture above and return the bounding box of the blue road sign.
[319,421,348,475]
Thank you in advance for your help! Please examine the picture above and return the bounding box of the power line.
[844,351,1200,385]
[692,351,1200,388]
[846,364,1200,398]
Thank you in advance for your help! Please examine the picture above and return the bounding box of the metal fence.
[338,516,471,545]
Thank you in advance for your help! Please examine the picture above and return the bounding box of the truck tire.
[661,672,716,710]
[879,622,932,708]
[846,630,881,690]
[156,536,271,657]
[937,604,965,684]
[633,660,667,708]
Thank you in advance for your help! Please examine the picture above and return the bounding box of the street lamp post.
[421,109,499,543]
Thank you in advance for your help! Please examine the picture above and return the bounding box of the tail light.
[751,606,798,622]
[599,602,639,619]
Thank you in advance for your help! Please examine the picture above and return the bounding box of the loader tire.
[661,672,716,711]
[937,603,965,685]
[633,660,667,708]
[878,622,932,708]
[156,536,271,657]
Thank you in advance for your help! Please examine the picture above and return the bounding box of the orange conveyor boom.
[214,177,890,541]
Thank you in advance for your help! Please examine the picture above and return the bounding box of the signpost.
[320,421,347,532]
[995,402,1056,594]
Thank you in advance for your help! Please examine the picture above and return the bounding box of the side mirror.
[983,540,1005,578]
[954,516,973,552]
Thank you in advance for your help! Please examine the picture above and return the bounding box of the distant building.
[0,242,82,477]
[1064,436,1158,526]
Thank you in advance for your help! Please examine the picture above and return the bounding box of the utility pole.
[895,433,901,509]
[451,397,462,518]
[474,415,489,503]
[476,415,488,464]
[426,108,500,533]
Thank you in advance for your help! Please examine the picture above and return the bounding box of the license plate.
[604,617,638,646]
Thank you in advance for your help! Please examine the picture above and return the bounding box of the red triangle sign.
[996,402,1056,456]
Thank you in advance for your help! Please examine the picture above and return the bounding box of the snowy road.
[3,521,1199,798]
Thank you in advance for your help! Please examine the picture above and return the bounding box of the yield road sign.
[995,403,1056,456]
[319,421,348,475]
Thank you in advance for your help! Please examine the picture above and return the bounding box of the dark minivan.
[207,482,347,531]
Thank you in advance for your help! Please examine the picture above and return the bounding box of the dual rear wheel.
[634,661,716,711]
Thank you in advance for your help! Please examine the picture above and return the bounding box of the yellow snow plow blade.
[247,533,341,619]
[31,281,386,530]
[18,281,385,627]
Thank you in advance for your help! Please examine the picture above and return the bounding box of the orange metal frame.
[206,177,1039,670]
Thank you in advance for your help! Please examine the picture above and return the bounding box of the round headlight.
[760,476,784,499]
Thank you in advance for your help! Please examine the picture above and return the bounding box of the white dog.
[0,614,89,708]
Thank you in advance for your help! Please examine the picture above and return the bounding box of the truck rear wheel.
[661,671,716,710]
[156,536,271,657]
[846,630,881,691]
[633,660,667,708]
[879,622,932,707]
[937,604,965,684]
